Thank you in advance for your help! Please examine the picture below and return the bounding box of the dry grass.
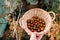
[48,14,60,40]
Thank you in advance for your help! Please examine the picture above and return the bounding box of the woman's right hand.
[30,32,37,40]
[30,32,44,40]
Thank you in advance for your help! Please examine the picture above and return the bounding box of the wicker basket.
[19,8,55,40]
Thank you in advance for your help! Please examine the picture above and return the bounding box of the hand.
[30,32,37,40]
[30,32,43,40]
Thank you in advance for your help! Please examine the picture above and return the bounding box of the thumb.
[38,34,44,40]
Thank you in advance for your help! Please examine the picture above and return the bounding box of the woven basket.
[19,8,55,39]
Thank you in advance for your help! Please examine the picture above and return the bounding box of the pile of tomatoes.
[27,16,46,32]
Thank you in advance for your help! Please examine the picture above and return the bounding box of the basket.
[19,8,55,40]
